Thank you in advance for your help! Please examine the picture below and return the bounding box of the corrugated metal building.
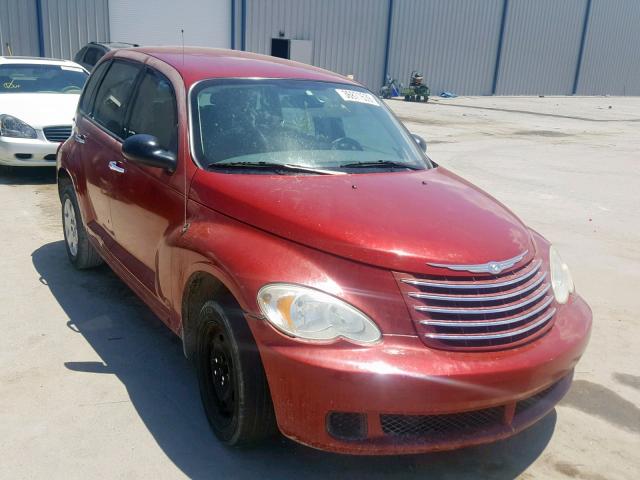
[494,0,588,95]
[1,0,639,95]
[0,0,40,57]
[40,0,110,59]
[243,0,389,92]
[0,0,109,59]
[388,0,505,96]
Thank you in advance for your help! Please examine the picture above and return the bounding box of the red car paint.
[58,47,591,454]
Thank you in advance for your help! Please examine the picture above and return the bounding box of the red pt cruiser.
[57,47,591,455]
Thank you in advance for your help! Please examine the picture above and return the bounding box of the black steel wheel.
[207,321,236,429]
[195,300,276,446]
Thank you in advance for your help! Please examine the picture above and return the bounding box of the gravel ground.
[1,96,638,479]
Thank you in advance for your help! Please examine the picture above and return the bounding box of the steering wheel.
[61,85,81,93]
[331,136,363,151]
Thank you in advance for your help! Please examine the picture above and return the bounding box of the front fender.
[170,200,415,337]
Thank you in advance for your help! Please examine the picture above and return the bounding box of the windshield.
[0,64,88,94]
[191,79,431,173]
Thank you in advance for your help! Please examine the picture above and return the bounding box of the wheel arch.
[57,167,72,199]
[180,269,248,360]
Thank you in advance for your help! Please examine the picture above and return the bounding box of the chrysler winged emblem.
[488,262,502,274]
[428,251,528,274]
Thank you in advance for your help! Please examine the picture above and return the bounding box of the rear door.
[110,66,181,301]
[76,59,142,247]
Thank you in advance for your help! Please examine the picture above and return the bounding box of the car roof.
[0,56,86,70]
[114,47,358,89]
[90,41,139,49]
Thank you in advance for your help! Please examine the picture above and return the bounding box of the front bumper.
[0,136,60,167]
[248,295,591,455]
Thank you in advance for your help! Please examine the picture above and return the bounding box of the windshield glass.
[191,79,431,173]
[0,64,88,94]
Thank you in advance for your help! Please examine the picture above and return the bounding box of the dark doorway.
[271,38,289,59]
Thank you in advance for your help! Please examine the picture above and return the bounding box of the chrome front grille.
[397,257,556,350]
[43,125,72,142]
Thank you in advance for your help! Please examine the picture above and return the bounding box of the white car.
[0,57,88,167]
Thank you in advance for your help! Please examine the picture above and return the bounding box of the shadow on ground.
[32,240,556,479]
[0,166,56,185]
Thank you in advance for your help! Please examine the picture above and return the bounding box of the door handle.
[74,133,86,144]
[108,161,125,174]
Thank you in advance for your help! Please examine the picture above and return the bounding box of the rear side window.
[78,61,109,114]
[92,61,141,138]
[74,47,87,64]
[126,70,178,152]
[84,47,104,67]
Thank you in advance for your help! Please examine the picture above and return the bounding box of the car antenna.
[180,28,190,235]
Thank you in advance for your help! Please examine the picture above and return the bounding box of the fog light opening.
[326,412,367,441]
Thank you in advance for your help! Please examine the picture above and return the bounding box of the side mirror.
[122,134,176,172]
[411,133,427,152]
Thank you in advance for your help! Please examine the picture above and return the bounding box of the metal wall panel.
[244,0,389,91]
[387,0,504,96]
[577,0,640,95]
[41,0,110,60]
[496,0,587,95]
[0,0,39,57]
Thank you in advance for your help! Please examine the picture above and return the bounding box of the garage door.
[108,0,230,48]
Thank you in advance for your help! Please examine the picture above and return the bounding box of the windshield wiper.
[339,160,421,170]
[209,161,344,175]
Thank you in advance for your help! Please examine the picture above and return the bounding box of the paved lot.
[1,96,639,479]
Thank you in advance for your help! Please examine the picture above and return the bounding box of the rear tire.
[60,182,103,269]
[195,300,276,446]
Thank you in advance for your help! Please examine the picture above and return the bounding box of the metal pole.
[382,0,394,88]
[572,0,592,95]
[241,0,246,51]
[0,13,5,56]
[491,0,509,95]
[230,0,235,49]
[35,0,45,57]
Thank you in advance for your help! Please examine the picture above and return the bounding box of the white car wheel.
[63,197,79,257]
[59,181,103,269]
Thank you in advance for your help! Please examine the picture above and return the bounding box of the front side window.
[191,79,430,173]
[126,70,177,152]
[92,61,141,137]
[0,64,87,94]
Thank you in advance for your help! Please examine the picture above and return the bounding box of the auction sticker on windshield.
[335,89,380,106]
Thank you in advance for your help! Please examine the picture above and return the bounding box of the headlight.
[0,114,37,139]
[549,246,575,304]
[257,284,381,344]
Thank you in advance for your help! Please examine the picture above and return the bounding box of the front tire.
[195,300,276,446]
[60,182,103,269]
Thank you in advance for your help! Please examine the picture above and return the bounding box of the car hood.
[0,93,79,127]
[190,167,535,274]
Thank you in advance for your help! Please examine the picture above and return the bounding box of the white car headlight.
[0,114,37,139]
[549,246,575,304]
[257,284,381,344]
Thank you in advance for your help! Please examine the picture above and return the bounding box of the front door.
[110,67,181,304]
[80,59,142,247]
